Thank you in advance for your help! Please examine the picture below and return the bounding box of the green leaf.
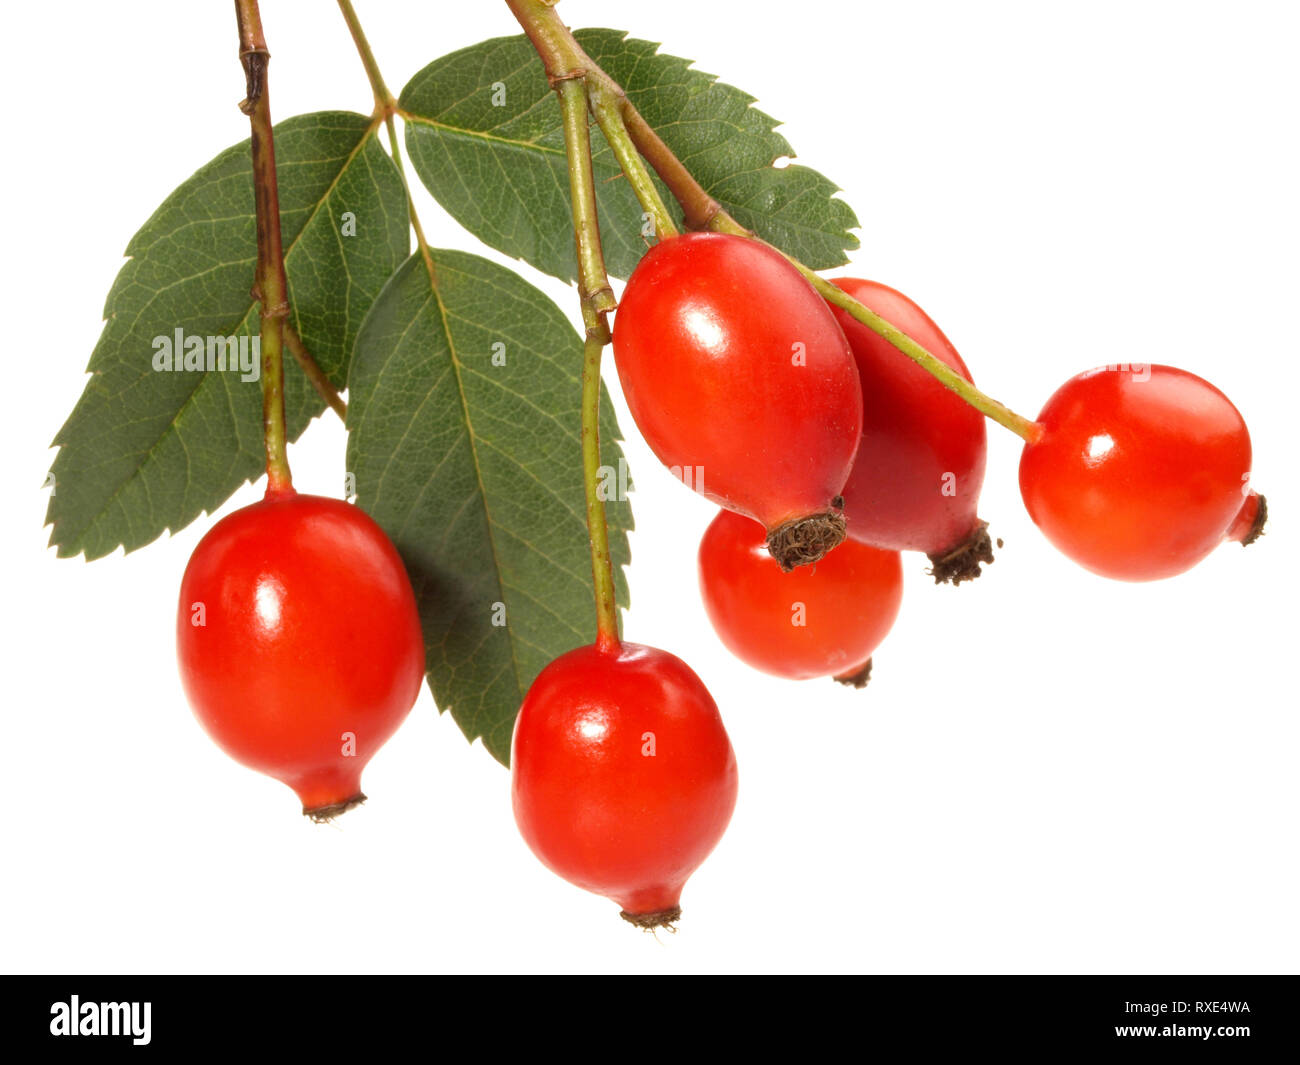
[46,111,409,559]
[400,28,859,282]
[346,250,633,766]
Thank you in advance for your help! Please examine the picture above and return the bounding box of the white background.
[2,1,1296,975]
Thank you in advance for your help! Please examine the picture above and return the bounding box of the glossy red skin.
[1019,365,1254,581]
[829,278,987,554]
[177,490,424,811]
[511,642,738,917]
[699,509,903,679]
[613,232,862,530]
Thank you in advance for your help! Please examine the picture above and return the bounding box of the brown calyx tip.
[1241,493,1268,547]
[833,658,873,690]
[619,906,682,932]
[927,521,995,585]
[767,508,847,572]
[304,793,367,824]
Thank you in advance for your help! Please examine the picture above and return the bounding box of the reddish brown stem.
[284,324,347,420]
[235,0,293,492]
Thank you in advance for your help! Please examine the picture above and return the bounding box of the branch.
[505,0,1041,441]
[235,0,293,491]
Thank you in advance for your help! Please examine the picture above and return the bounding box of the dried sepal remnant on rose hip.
[926,522,996,586]
[177,490,424,817]
[511,643,738,928]
[825,278,992,583]
[1019,364,1265,581]
[699,509,902,682]
[612,232,862,570]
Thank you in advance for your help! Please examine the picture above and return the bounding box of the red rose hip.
[177,488,425,817]
[1019,364,1264,581]
[511,641,738,928]
[828,278,992,582]
[698,508,903,684]
[613,232,862,570]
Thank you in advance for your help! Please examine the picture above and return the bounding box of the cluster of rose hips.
[176,230,1263,930]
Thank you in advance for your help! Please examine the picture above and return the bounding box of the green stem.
[587,81,678,240]
[235,0,293,493]
[619,103,718,231]
[336,0,397,112]
[694,212,1037,436]
[557,76,620,649]
[507,0,677,240]
[336,0,438,287]
[695,209,1040,442]
[785,249,1039,440]
[580,330,620,652]
[558,79,617,315]
[385,112,439,287]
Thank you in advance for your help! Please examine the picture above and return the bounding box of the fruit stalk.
[235,0,293,493]
[586,80,678,240]
[580,331,620,651]
[557,79,618,319]
[778,256,1040,441]
[557,75,620,650]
